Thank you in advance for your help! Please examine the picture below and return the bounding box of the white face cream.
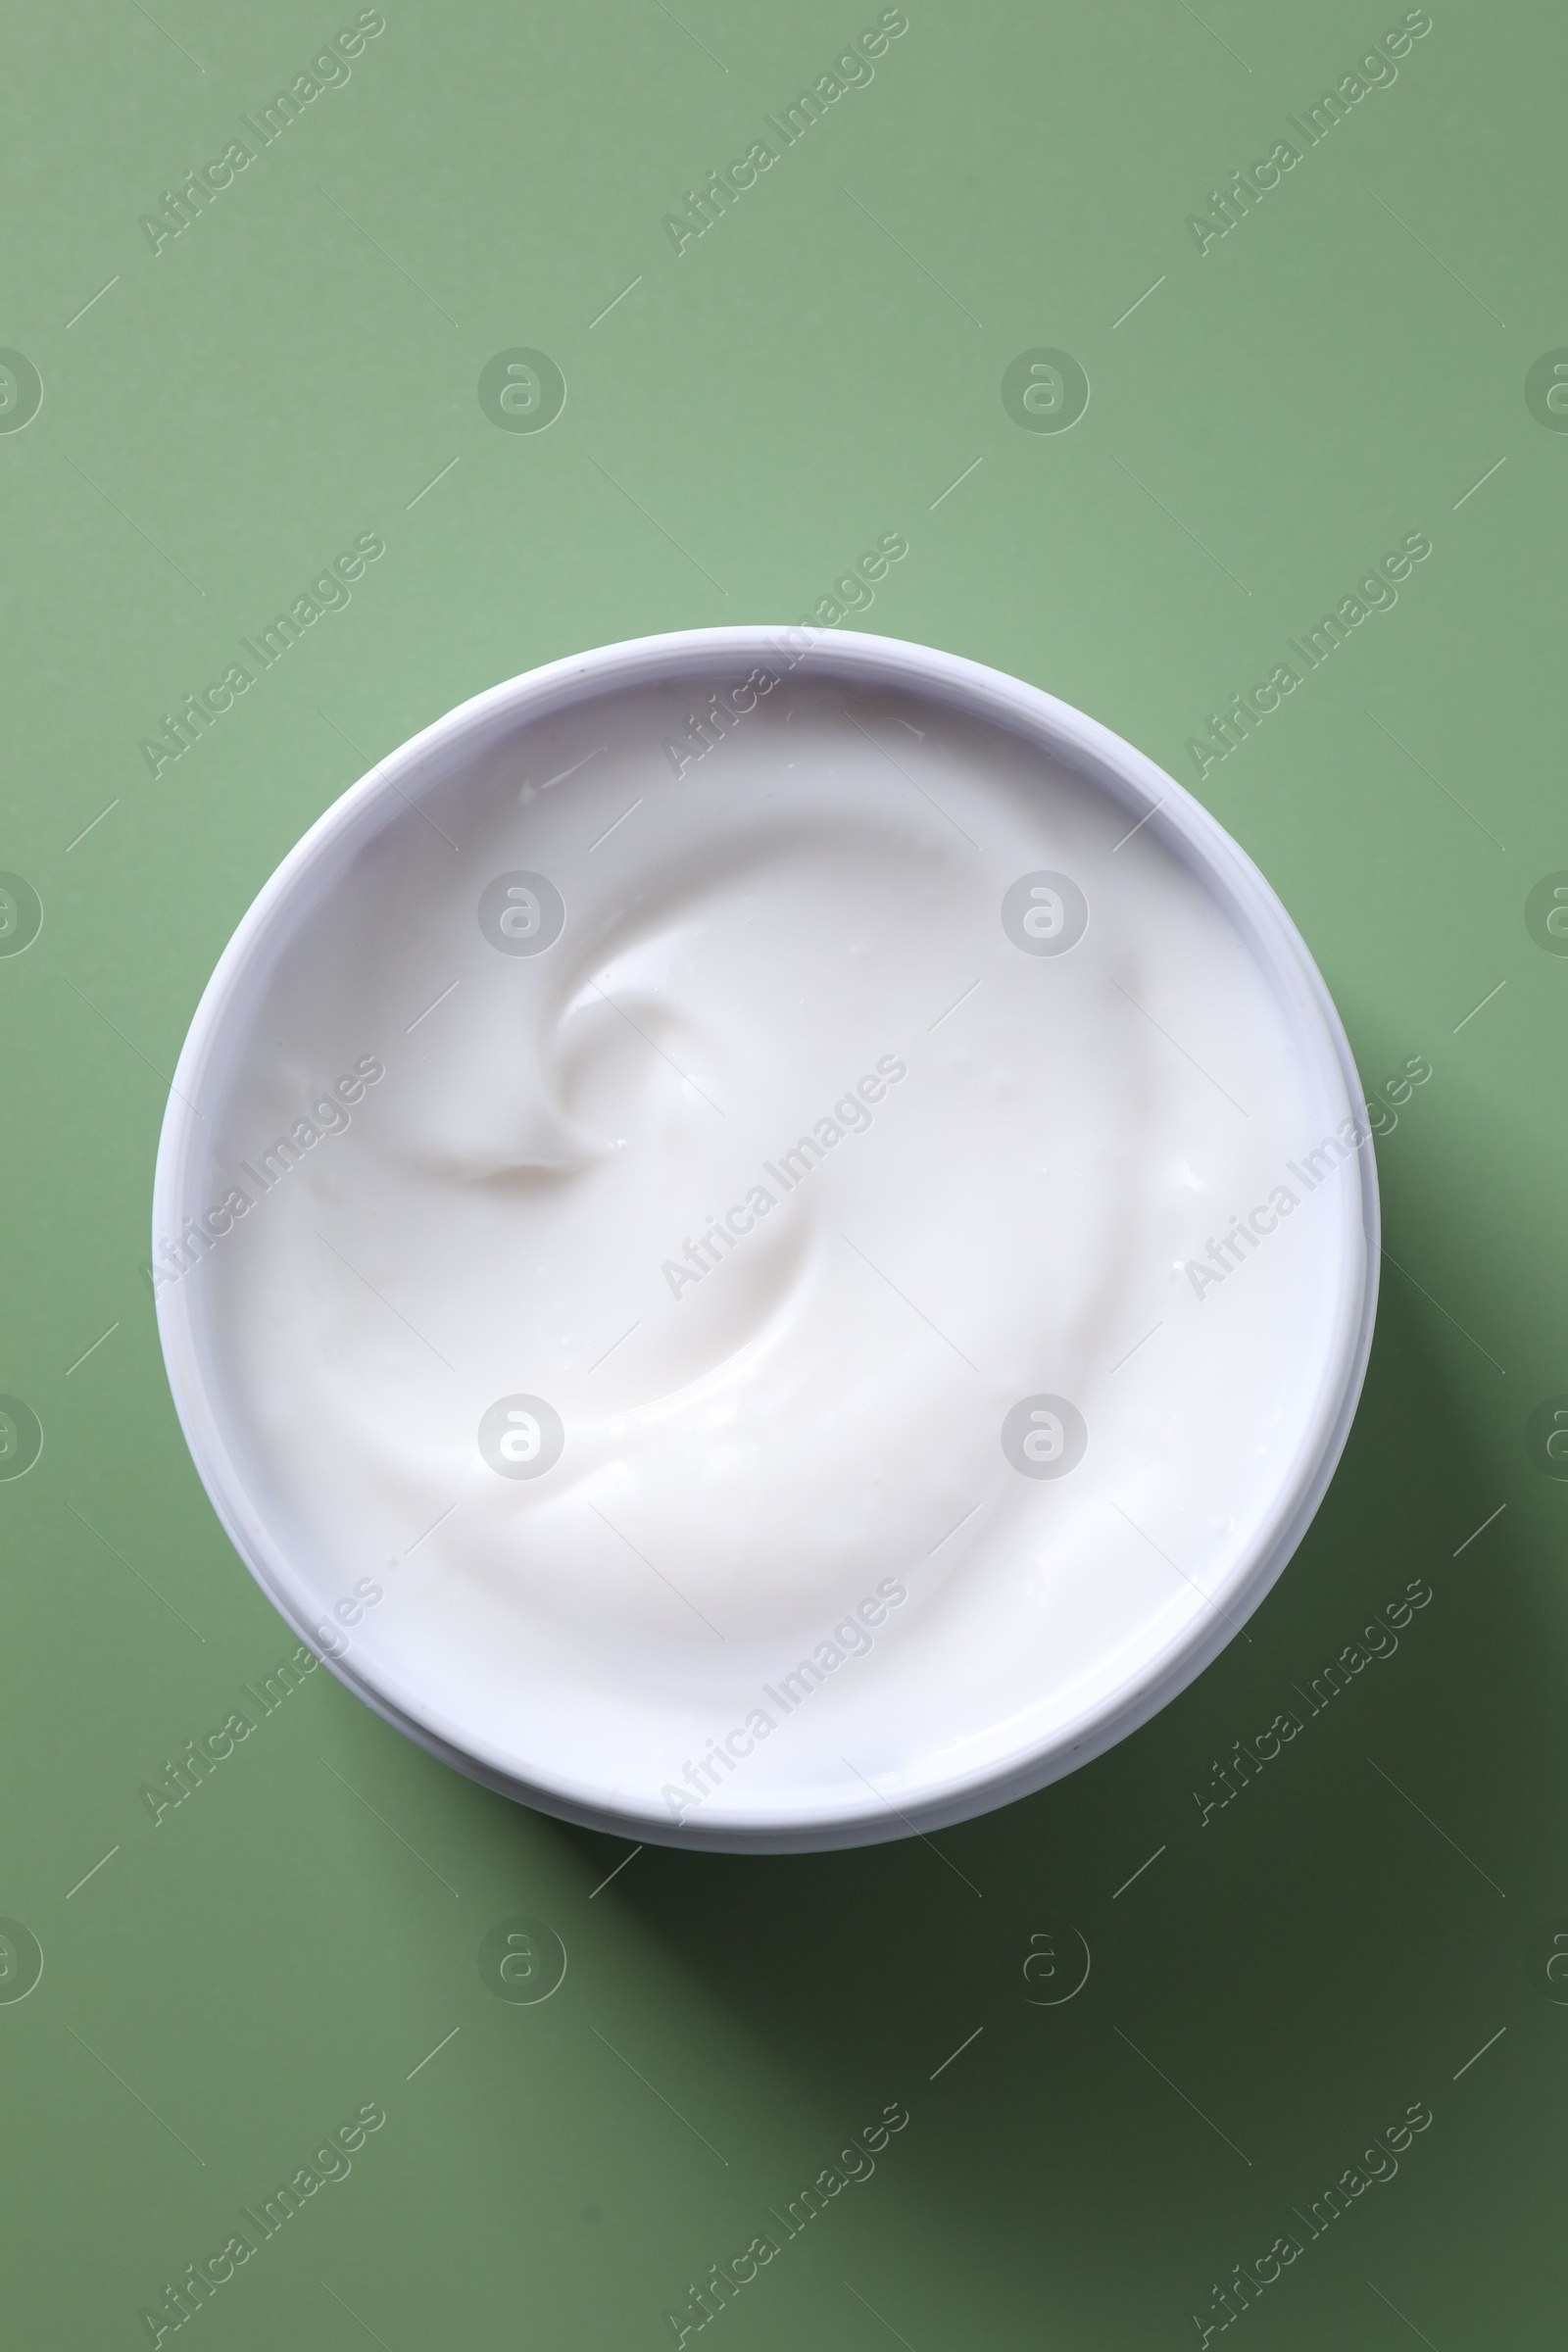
[155,631,1375,1848]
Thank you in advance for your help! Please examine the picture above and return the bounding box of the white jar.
[154,628,1378,1851]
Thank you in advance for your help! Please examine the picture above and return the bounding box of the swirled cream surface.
[175,667,1362,1834]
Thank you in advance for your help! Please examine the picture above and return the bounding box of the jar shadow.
[532,1273,1552,2337]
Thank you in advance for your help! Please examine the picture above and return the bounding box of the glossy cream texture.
[190,674,1361,1829]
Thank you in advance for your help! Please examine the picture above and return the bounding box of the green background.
[1,1,1563,2343]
